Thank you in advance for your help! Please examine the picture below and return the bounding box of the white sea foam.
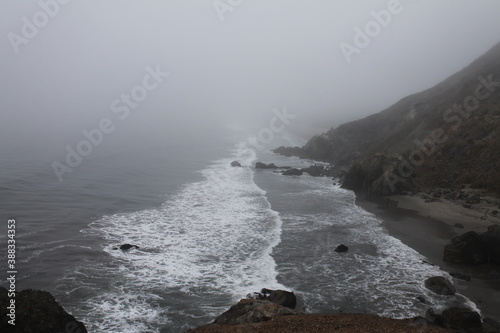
[77,142,286,332]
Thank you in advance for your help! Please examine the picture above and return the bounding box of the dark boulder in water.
[230,161,241,167]
[114,244,140,251]
[424,276,456,295]
[334,244,349,253]
[0,287,88,333]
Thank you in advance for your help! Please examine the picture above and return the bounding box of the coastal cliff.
[276,41,500,196]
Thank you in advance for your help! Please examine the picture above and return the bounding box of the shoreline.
[356,193,500,321]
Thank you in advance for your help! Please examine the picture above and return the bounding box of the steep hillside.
[276,42,500,196]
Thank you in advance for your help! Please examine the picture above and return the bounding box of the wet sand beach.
[356,195,500,321]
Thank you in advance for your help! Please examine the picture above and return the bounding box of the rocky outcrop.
[274,42,500,196]
[212,299,297,325]
[300,165,325,177]
[302,134,334,161]
[230,161,241,167]
[443,225,500,265]
[424,276,456,295]
[282,168,303,176]
[258,289,297,309]
[273,146,307,158]
[255,162,278,169]
[441,308,482,333]
[426,307,483,333]
[443,231,488,265]
[0,287,88,333]
[341,154,415,196]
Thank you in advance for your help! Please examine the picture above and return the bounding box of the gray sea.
[0,131,476,332]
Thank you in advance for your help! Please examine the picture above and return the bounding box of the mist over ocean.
[0,131,476,333]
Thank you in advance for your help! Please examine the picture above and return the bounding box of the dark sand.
[356,196,500,321]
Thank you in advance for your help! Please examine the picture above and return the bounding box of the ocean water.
[0,133,477,333]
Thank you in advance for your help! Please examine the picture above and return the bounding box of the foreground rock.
[424,276,456,295]
[212,299,297,325]
[0,287,88,333]
[444,225,500,265]
[426,307,483,333]
[442,308,482,333]
[188,313,452,332]
[256,288,297,309]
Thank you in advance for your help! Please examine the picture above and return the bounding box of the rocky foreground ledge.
[187,289,500,333]
[188,311,452,333]
[186,299,452,333]
[0,287,88,333]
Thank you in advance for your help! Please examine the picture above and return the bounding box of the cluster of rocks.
[272,146,308,158]
[253,161,336,177]
[421,275,500,332]
[418,187,500,213]
[188,285,500,333]
[0,287,88,333]
[231,160,338,178]
[5,284,499,333]
[254,162,287,170]
[443,225,500,265]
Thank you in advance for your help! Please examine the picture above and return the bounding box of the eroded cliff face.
[287,42,500,196]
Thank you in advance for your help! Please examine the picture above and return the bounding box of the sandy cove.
[356,191,500,321]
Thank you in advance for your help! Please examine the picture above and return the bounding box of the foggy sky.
[2,0,500,152]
